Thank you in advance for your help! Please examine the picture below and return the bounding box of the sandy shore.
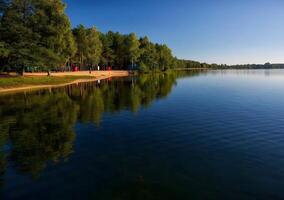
[23,70,129,77]
[0,70,129,94]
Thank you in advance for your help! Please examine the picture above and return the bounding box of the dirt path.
[0,71,129,94]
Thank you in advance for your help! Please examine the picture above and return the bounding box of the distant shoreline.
[0,71,129,95]
[1,68,283,94]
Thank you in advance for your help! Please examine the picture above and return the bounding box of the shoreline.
[0,71,129,94]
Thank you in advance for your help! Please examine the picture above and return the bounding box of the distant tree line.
[210,62,284,69]
[174,59,212,69]
[175,61,284,70]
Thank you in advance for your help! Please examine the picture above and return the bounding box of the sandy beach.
[0,70,129,94]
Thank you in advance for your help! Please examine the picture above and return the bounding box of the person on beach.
[97,65,100,71]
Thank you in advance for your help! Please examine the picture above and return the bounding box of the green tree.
[0,0,74,74]
[85,27,102,67]
[125,33,141,69]
[112,32,127,69]
[73,25,102,69]
[0,0,39,73]
[0,41,9,71]
[30,0,75,73]
[100,31,115,67]
[138,36,158,71]
[73,24,88,68]
[156,44,173,71]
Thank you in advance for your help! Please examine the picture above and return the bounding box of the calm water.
[0,70,284,199]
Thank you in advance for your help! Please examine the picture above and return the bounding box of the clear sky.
[64,0,284,65]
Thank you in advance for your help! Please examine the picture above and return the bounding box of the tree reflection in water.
[0,71,201,182]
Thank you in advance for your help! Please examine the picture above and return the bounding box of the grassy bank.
[0,76,95,89]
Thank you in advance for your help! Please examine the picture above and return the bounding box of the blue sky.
[64,0,284,65]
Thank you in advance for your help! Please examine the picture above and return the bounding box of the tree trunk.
[20,65,25,76]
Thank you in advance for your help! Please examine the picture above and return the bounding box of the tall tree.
[125,33,140,69]
[112,32,127,69]
[73,25,102,69]
[85,27,102,67]
[0,0,9,70]
[0,0,74,74]
[0,0,39,73]
[100,31,115,67]
[72,24,88,68]
[31,0,75,72]
[156,44,173,70]
[138,36,158,71]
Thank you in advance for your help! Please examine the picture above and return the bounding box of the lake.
[0,70,284,199]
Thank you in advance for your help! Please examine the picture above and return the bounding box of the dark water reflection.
[0,70,284,199]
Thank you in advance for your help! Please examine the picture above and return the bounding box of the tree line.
[1,0,281,73]
[0,0,212,74]
[211,63,284,69]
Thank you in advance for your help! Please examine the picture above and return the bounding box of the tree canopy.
[0,0,74,73]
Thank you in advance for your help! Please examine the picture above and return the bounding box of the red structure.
[72,65,79,72]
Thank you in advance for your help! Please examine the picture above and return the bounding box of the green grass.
[0,76,95,89]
